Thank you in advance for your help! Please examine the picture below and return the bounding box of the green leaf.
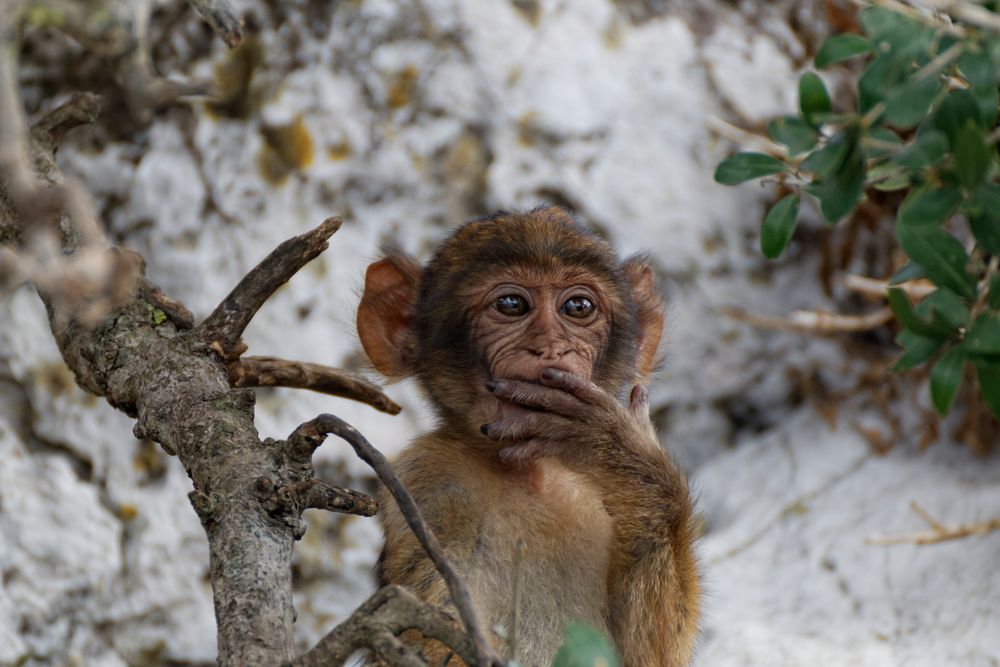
[894,130,948,170]
[714,153,787,185]
[809,143,866,223]
[760,194,800,259]
[954,121,992,190]
[815,33,873,68]
[890,261,927,284]
[868,162,910,191]
[921,288,971,330]
[928,90,983,147]
[887,288,952,338]
[552,623,621,667]
[966,184,1000,254]
[896,186,963,227]
[858,53,907,114]
[866,126,904,158]
[975,359,1000,418]
[884,75,943,129]
[800,72,832,122]
[894,328,945,370]
[801,134,851,178]
[989,275,1000,310]
[896,224,976,299]
[930,344,966,414]
[958,49,997,88]
[965,313,1000,356]
[969,214,1000,255]
[768,117,818,156]
[859,7,932,54]
[859,7,900,39]
[971,84,999,127]
[813,33,872,69]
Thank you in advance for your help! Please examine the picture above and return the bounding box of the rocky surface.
[1,0,998,665]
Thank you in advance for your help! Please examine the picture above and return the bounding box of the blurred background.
[1,0,998,665]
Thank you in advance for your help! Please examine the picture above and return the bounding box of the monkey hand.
[480,367,659,468]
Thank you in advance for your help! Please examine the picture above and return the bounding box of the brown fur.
[358,207,700,666]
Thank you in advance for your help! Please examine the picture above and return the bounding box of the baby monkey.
[357,207,699,667]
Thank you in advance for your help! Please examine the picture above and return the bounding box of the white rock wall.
[2,0,998,665]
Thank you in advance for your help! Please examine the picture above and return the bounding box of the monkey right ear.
[357,253,422,378]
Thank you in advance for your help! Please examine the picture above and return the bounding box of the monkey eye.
[495,294,529,316]
[561,296,595,318]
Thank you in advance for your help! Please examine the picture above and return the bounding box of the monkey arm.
[481,369,701,667]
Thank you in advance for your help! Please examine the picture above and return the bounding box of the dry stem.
[867,500,1000,545]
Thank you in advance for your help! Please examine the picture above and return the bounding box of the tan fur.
[360,207,700,667]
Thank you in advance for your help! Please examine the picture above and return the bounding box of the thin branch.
[843,274,936,300]
[198,217,342,355]
[925,0,1000,33]
[722,306,894,334]
[232,356,401,415]
[288,414,501,667]
[706,115,787,158]
[291,585,476,667]
[867,501,1000,545]
[186,0,244,48]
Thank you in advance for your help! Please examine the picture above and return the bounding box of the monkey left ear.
[623,257,665,383]
[357,252,422,378]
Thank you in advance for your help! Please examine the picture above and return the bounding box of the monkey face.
[357,206,665,437]
[463,267,612,424]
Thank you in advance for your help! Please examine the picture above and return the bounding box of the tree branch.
[288,414,502,667]
[291,585,477,667]
[232,355,402,415]
[295,478,378,517]
[198,217,342,356]
[186,0,244,48]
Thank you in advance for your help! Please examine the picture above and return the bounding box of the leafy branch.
[715,1,1000,422]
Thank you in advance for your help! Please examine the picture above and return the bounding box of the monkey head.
[357,206,664,438]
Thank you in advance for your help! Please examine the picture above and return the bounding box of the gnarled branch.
[198,217,342,356]
[233,355,401,415]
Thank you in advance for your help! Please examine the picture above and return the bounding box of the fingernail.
[485,380,498,392]
[480,424,490,435]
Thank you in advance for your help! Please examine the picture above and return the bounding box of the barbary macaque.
[357,206,700,667]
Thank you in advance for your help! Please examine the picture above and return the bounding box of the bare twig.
[232,356,401,415]
[706,116,787,158]
[186,0,244,48]
[867,501,1000,545]
[925,0,1000,33]
[291,585,476,667]
[288,414,501,667]
[843,274,937,300]
[722,306,894,334]
[198,217,342,356]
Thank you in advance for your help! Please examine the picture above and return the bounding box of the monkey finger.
[628,385,650,419]
[481,411,578,442]
[487,379,588,418]
[496,440,556,467]
[538,368,616,409]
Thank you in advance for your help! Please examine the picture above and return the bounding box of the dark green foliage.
[761,194,800,258]
[714,4,1000,419]
[714,152,787,185]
